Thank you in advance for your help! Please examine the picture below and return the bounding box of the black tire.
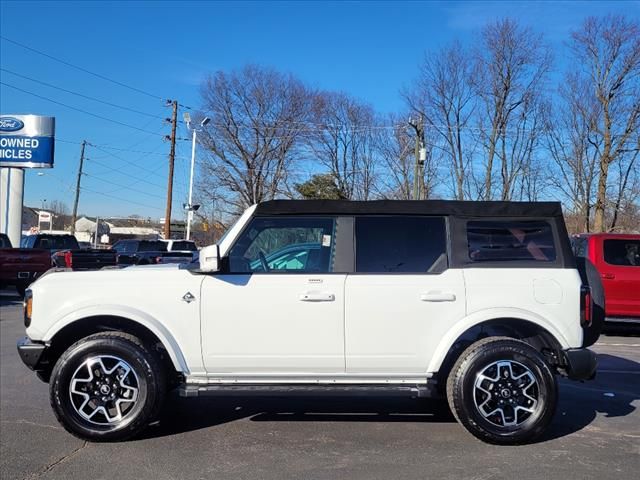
[446,337,557,445]
[49,332,166,442]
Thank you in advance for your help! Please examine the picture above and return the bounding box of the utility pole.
[164,100,178,239]
[70,140,86,235]
[409,116,425,200]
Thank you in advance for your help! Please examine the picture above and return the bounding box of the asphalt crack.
[23,441,88,480]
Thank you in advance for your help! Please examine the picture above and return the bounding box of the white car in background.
[161,239,199,263]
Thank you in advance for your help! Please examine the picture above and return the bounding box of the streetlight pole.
[184,115,210,241]
[186,128,197,241]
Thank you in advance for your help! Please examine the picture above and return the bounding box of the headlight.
[23,290,33,328]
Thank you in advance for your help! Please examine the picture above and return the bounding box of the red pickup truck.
[572,233,640,324]
[0,233,51,296]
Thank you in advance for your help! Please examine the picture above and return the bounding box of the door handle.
[299,291,335,302]
[420,291,456,302]
[601,273,615,280]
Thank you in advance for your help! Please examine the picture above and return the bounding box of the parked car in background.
[21,234,117,271]
[161,239,199,262]
[0,233,51,296]
[113,239,194,265]
[77,241,93,250]
[572,233,640,324]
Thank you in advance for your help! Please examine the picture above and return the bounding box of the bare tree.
[570,15,640,232]
[48,200,69,217]
[544,73,603,231]
[307,92,378,200]
[496,91,545,201]
[376,117,414,199]
[404,41,475,200]
[473,18,552,200]
[198,65,312,214]
[609,136,640,231]
[375,115,416,199]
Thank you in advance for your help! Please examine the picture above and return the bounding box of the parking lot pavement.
[1,290,639,480]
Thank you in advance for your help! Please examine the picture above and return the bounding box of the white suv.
[18,200,604,444]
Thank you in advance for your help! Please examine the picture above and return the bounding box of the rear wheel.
[446,337,557,444]
[49,332,165,441]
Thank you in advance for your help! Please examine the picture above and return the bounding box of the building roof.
[254,200,564,218]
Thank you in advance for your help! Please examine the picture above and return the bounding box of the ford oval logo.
[0,117,24,132]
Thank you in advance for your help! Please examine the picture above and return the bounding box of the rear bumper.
[563,348,597,381]
[17,336,47,371]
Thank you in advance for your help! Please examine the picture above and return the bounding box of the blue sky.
[1,0,638,219]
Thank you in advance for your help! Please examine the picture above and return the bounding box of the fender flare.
[426,307,572,374]
[42,304,189,373]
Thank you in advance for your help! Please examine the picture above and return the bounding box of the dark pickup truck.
[113,239,194,265]
[0,233,52,295]
[21,234,117,271]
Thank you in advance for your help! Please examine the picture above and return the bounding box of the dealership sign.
[0,115,55,168]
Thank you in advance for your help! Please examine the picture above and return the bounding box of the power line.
[58,138,192,158]
[82,186,165,211]
[86,146,189,195]
[88,145,173,184]
[86,156,168,189]
[82,172,167,200]
[43,171,164,212]
[0,35,163,100]
[1,82,165,136]
[1,68,164,119]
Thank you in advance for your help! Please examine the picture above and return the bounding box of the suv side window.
[603,239,640,266]
[467,220,556,262]
[355,216,447,273]
[228,217,336,273]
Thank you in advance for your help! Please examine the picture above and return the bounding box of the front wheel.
[49,332,165,442]
[446,337,557,445]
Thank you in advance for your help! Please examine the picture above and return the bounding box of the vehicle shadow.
[541,353,639,442]
[141,395,455,440]
[142,353,639,442]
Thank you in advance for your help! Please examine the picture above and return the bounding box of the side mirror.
[199,244,220,272]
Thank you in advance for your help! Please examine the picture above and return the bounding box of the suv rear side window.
[355,216,447,273]
[603,239,640,266]
[467,221,556,262]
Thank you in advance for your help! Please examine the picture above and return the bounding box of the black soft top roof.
[255,200,563,218]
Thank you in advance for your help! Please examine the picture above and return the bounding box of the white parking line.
[595,343,640,347]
